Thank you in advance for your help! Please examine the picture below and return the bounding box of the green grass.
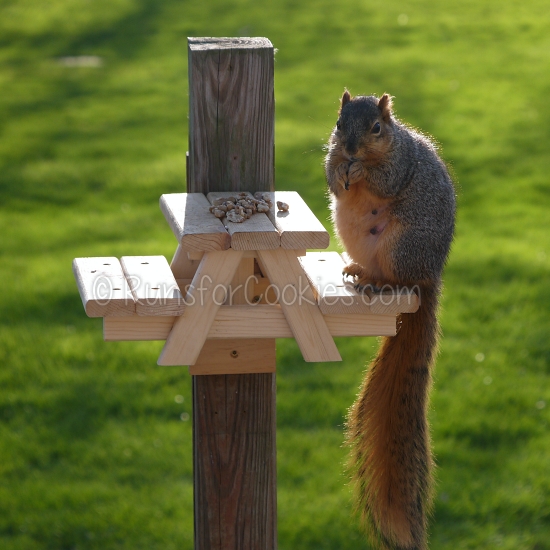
[1,0,549,548]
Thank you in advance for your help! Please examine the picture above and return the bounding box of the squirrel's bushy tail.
[346,283,440,550]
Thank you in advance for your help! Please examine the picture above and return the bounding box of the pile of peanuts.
[208,192,289,223]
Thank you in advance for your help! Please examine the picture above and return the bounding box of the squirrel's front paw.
[335,163,349,190]
[348,161,366,185]
[342,262,363,278]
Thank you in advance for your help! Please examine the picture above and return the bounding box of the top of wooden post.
[188,37,273,50]
[187,37,275,194]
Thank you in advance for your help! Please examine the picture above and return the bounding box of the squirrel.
[325,91,455,550]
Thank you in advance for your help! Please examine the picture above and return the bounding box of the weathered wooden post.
[185,37,276,550]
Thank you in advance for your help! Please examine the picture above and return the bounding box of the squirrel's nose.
[345,141,359,157]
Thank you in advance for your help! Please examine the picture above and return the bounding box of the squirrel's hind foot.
[342,263,382,293]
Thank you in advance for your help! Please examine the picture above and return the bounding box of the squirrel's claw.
[342,271,355,283]
[344,181,350,191]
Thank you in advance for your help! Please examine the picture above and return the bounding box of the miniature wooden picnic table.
[74,189,417,368]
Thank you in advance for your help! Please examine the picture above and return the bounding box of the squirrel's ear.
[339,90,351,113]
[378,93,393,121]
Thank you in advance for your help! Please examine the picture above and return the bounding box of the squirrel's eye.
[371,122,381,134]
[336,119,341,130]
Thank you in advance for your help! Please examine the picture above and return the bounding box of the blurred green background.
[1,0,549,548]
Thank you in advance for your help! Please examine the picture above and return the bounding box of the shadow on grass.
[0,0,178,209]
[64,0,163,61]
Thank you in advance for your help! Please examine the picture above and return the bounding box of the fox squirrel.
[325,91,455,550]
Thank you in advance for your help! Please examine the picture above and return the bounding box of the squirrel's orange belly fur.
[331,183,399,285]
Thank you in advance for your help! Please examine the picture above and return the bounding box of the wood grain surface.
[160,193,231,252]
[73,257,135,317]
[187,37,277,550]
[188,38,274,194]
[193,373,276,549]
[103,307,397,341]
[206,192,280,250]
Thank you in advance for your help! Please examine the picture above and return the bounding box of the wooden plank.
[209,305,292,337]
[160,193,230,252]
[189,250,304,261]
[367,286,420,314]
[252,276,280,305]
[187,251,205,261]
[206,192,280,251]
[104,315,176,340]
[120,255,185,316]
[262,191,330,250]
[189,339,276,375]
[188,38,274,194]
[73,257,135,317]
[228,257,255,305]
[327,312,396,337]
[299,251,371,315]
[300,251,419,315]
[170,243,202,279]
[103,306,397,341]
[257,249,341,362]
[157,249,244,366]
[175,278,192,296]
